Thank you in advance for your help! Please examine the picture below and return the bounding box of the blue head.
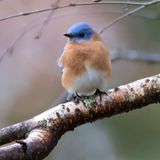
[64,22,96,43]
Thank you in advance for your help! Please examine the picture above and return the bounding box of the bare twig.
[99,5,145,33]
[0,0,159,22]
[0,16,45,61]
[0,0,159,62]
[110,49,160,63]
[99,0,160,33]
[35,0,61,39]
[0,74,160,160]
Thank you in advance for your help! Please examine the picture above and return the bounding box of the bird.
[57,22,112,100]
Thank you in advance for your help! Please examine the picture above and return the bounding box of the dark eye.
[79,33,85,37]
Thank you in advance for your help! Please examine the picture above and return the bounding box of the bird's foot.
[67,92,86,104]
[95,89,107,102]
[74,92,89,104]
[67,92,96,106]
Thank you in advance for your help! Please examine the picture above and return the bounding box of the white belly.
[68,66,109,96]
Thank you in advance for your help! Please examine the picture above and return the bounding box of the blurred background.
[0,0,160,160]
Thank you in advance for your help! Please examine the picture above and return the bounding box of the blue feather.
[66,22,96,43]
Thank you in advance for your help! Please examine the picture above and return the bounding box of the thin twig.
[99,0,160,33]
[0,1,159,22]
[35,0,61,39]
[0,0,159,62]
[111,49,160,63]
[0,16,47,61]
[99,5,144,33]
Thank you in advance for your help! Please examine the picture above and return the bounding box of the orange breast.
[59,34,112,90]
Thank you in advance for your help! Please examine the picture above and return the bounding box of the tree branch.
[111,49,160,63]
[98,0,160,33]
[34,0,61,39]
[0,0,159,62]
[0,0,159,22]
[0,74,160,160]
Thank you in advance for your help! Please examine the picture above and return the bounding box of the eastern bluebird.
[57,22,112,100]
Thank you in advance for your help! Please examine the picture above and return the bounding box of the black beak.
[64,33,73,38]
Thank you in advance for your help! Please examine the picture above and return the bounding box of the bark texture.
[0,74,159,160]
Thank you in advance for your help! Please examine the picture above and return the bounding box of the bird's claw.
[95,89,107,102]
